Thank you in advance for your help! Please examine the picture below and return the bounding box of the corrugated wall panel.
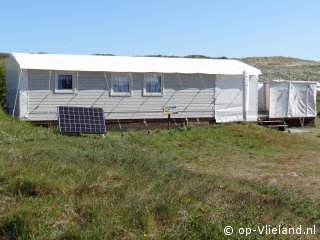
[27,70,216,121]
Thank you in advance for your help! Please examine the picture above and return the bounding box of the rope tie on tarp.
[118,119,122,131]
[48,70,51,125]
[153,73,162,91]
[12,70,22,117]
[104,72,110,90]
[176,73,184,90]
[103,72,110,117]
[198,73,214,119]
[77,72,80,107]
[305,84,309,118]
[129,73,135,91]
[143,118,150,134]
[198,73,207,89]
[300,84,310,128]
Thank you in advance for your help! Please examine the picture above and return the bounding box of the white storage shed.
[6,53,261,124]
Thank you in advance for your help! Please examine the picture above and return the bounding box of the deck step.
[261,120,284,123]
[266,124,288,128]
[258,119,288,131]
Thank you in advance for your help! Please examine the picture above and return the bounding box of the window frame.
[55,72,76,94]
[143,73,164,97]
[110,73,132,97]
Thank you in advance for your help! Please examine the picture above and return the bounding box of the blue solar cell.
[58,106,106,134]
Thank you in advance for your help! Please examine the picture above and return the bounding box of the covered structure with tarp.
[6,53,261,126]
[258,80,317,126]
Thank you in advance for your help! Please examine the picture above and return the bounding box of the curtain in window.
[146,75,161,93]
[58,75,73,90]
[113,75,129,92]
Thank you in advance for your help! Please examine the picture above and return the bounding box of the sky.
[1,0,320,60]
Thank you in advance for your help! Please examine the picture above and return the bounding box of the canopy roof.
[267,80,318,84]
[11,53,261,75]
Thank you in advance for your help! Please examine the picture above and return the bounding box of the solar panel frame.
[58,106,106,134]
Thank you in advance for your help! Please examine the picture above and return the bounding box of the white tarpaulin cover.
[258,81,270,112]
[247,75,259,121]
[215,75,244,122]
[258,82,265,111]
[11,53,261,75]
[215,73,259,123]
[19,69,29,119]
[269,80,317,118]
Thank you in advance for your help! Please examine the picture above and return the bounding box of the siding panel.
[27,71,216,120]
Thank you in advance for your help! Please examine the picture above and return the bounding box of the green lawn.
[0,110,320,239]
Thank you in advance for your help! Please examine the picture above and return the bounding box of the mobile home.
[6,53,261,125]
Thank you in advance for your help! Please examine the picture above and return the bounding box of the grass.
[0,53,319,238]
[240,56,320,81]
[1,110,320,239]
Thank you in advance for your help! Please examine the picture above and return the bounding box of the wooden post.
[168,114,171,130]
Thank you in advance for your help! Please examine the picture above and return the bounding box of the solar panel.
[58,106,106,134]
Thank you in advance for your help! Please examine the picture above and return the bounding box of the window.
[58,75,73,90]
[111,74,131,96]
[55,73,75,93]
[144,74,163,96]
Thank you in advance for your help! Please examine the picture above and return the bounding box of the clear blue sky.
[1,0,319,60]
